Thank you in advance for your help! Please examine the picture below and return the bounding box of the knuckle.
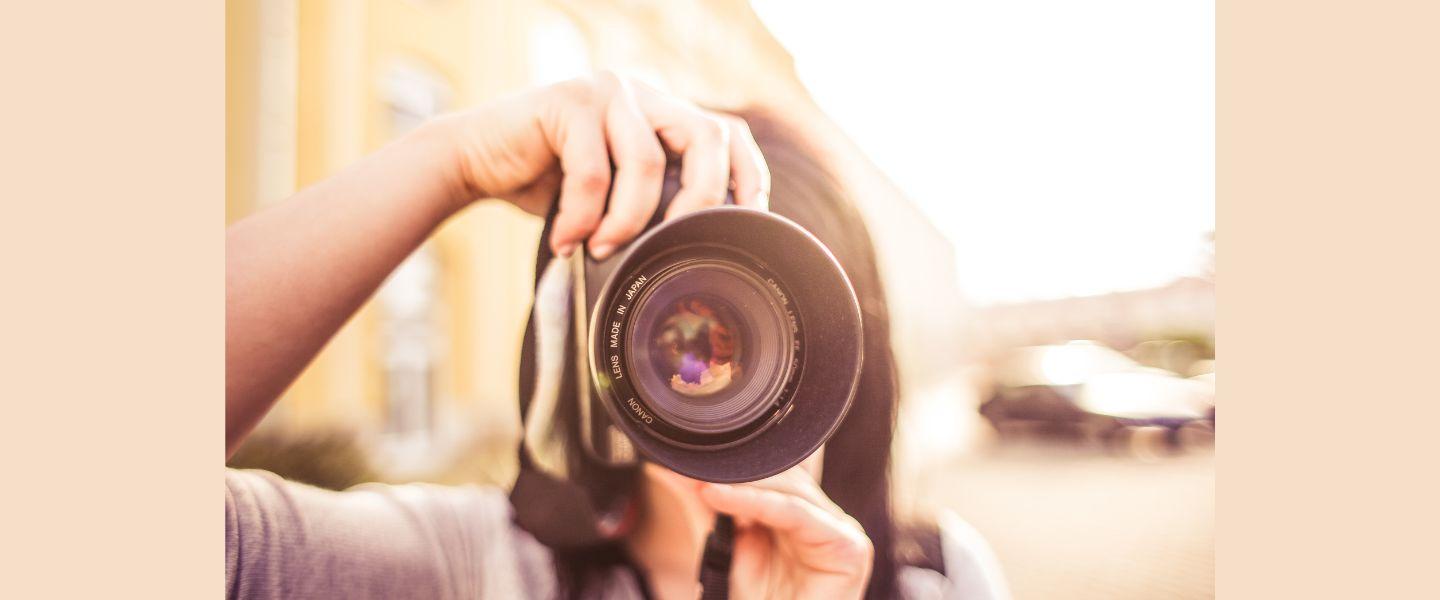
[699,116,728,144]
[724,115,754,137]
[557,76,604,108]
[634,148,667,177]
[572,169,612,197]
[684,115,726,146]
[556,78,591,100]
[780,494,807,514]
[591,70,629,100]
[857,533,875,559]
[593,69,621,87]
[838,532,874,565]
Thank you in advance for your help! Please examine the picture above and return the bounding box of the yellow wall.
[225,1,258,225]
[227,0,550,461]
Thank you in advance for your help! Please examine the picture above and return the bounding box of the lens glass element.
[627,261,793,437]
[649,294,744,397]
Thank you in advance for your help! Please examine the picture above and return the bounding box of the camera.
[565,167,864,483]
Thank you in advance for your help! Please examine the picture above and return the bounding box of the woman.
[226,73,1004,599]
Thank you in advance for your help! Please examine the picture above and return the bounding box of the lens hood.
[585,207,863,483]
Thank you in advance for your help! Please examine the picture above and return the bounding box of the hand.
[699,467,874,600]
[437,71,770,259]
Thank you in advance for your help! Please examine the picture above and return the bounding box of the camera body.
[569,170,864,483]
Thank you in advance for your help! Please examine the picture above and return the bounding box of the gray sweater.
[225,469,1009,599]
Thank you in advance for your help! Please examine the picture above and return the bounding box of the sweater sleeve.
[937,510,1011,600]
[225,468,556,600]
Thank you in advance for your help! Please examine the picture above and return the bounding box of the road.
[905,443,1214,599]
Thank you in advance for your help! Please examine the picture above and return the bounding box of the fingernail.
[590,243,615,260]
[555,242,576,257]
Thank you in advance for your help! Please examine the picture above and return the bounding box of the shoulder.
[226,468,560,599]
[355,477,562,598]
[896,511,1012,600]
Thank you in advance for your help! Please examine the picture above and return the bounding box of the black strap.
[698,514,736,600]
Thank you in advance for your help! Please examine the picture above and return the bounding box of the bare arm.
[226,73,770,458]
[225,124,463,456]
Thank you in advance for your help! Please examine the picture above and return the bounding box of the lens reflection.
[650,295,743,397]
[627,259,793,437]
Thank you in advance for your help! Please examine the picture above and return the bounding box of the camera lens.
[627,261,794,436]
[585,206,861,483]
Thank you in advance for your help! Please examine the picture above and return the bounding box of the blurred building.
[964,276,1215,358]
[226,0,588,480]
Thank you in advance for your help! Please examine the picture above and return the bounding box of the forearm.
[226,122,466,457]
[224,74,763,457]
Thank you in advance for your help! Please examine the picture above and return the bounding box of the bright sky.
[753,0,1214,305]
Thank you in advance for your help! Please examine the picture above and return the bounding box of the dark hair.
[516,108,901,600]
[741,108,901,600]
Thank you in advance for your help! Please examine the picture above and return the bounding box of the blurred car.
[979,341,1215,452]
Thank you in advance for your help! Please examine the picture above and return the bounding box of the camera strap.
[698,514,736,600]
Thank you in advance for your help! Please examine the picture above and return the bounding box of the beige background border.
[1217,0,1440,597]
[0,0,222,596]
[0,0,1437,597]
